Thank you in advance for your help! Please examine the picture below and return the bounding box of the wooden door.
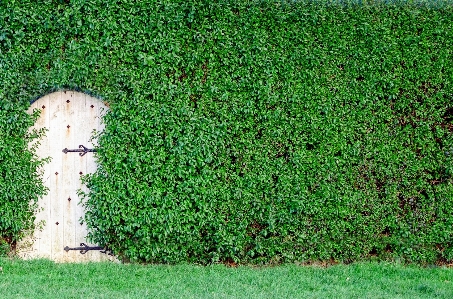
[18,91,114,262]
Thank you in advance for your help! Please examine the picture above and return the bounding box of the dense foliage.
[1,0,453,264]
[0,100,47,247]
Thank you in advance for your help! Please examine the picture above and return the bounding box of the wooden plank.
[76,92,90,262]
[61,91,78,262]
[35,94,51,259]
[49,91,65,261]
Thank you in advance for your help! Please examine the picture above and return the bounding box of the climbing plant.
[1,0,453,264]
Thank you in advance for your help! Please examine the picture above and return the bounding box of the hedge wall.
[1,0,453,264]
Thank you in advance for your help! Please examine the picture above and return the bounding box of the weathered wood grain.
[18,91,114,262]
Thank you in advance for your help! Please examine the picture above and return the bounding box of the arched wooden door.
[19,91,114,262]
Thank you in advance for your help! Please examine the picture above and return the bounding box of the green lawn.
[0,259,452,299]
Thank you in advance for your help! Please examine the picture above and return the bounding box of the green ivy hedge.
[1,0,453,264]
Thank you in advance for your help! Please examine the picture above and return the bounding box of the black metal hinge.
[64,243,112,255]
[62,145,97,156]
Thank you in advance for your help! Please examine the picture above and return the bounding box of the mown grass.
[0,259,452,298]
